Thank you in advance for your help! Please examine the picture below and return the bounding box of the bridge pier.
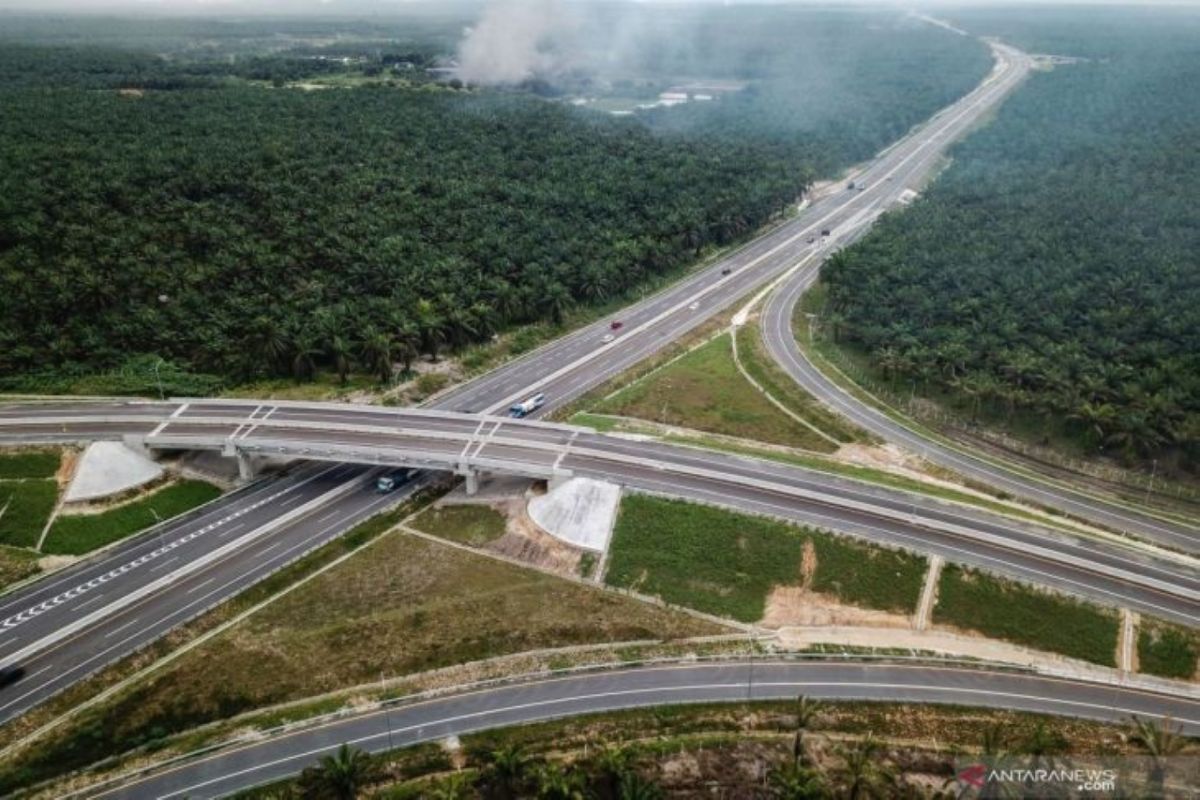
[463,471,479,496]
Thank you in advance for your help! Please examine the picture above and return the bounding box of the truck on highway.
[376,468,417,493]
[508,392,546,418]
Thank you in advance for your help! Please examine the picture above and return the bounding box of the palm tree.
[290,330,322,383]
[297,743,378,800]
[478,744,533,800]
[532,762,587,800]
[358,326,394,385]
[415,298,446,360]
[429,771,472,800]
[617,771,663,800]
[1127,715,1193,797]
[768,761,829,799]
[834,734,893,800]
[591,745,632,800]
[327,334,353,385]
[792,694,825,767]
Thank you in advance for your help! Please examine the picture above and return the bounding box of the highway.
[431,42,1032,420]
[0,459,420,725]
[0,34,1181,761]
[86,661,1200,799]
[2,400,1197,634]
[760,224,1200,555]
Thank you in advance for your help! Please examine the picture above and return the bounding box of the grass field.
[0,449,60,479]
[594,333,837,452]
[0,479,58,548]
[736,324,866,445]
[934,564,1120,666]
[410,504,508,547]
[15,531,720,780]
[0,545,40,590]
[42,480,221,555]
[1137,619,1198,680]
[605,494,926,621]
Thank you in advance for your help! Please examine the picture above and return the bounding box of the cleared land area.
[594,333,840,451]
[1137,619,1199,680]
[933,564,1120,666]
[605,494,926,622]
[42,479,221,555]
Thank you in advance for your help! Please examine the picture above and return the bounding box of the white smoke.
[456,0,581,86]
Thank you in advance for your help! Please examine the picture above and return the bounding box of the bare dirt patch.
[490,502,584,577]
[761,586,912,629]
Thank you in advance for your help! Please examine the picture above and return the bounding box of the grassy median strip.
[410,504,508,547]
[594,333,838,452]
[1137,618,1199,680]
[605,494,925,622]
[933,564,1120,666]
[736,323,866,445]
[0,449,60,480]
[0,479,58,549]
[0,544,40,591]
[41,480,221,555]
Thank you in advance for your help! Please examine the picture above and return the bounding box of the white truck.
[508,392,546,418]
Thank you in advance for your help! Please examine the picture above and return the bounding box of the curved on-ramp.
[82,660,1200,799]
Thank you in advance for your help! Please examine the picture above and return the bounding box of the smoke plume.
[456,0,581,86]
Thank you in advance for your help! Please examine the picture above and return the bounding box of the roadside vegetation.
[0,529,720,793]
[1137,618,1199,681]
[820,9,1200,475]
[595,334,840,451]
[42,479,221,555]
[0,8,989,395]
[933,564,1120,666]
[735,324,866,445]
[238,700,1163,800]
[410,504,507,547]
[606,494,926,621]
[0,478,57,549]
[0,448,60,479]
[0,545,40,591]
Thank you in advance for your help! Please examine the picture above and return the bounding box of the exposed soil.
[761,586,912,629]
[488,503,584,578]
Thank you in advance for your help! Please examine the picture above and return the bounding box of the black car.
[721,268,732,275]
[0,666,25,689]
[821,229,831,237]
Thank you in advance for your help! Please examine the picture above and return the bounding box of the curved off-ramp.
[84,660,1200,799]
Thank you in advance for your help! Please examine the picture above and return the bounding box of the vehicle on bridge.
[508,392,546,418]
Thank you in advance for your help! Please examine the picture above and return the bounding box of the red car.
[610,320,624,331]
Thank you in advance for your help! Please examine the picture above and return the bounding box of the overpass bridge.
[2,399,1198,628]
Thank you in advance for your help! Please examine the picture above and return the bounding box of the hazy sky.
[1,0,1198,13]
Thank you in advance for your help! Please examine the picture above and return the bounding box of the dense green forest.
[822,9,1200,469]
[0,8,987,392]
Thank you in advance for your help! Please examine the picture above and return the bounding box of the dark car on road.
[0,666,25,689]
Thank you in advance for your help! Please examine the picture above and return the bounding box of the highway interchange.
[0,34,1197,799]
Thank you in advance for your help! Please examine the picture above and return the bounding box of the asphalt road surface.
[0,459,420,725]
[3,401,1197,630]
[760,233,1200,555]
[86,661,1200,799]
[0,37,1163,740]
